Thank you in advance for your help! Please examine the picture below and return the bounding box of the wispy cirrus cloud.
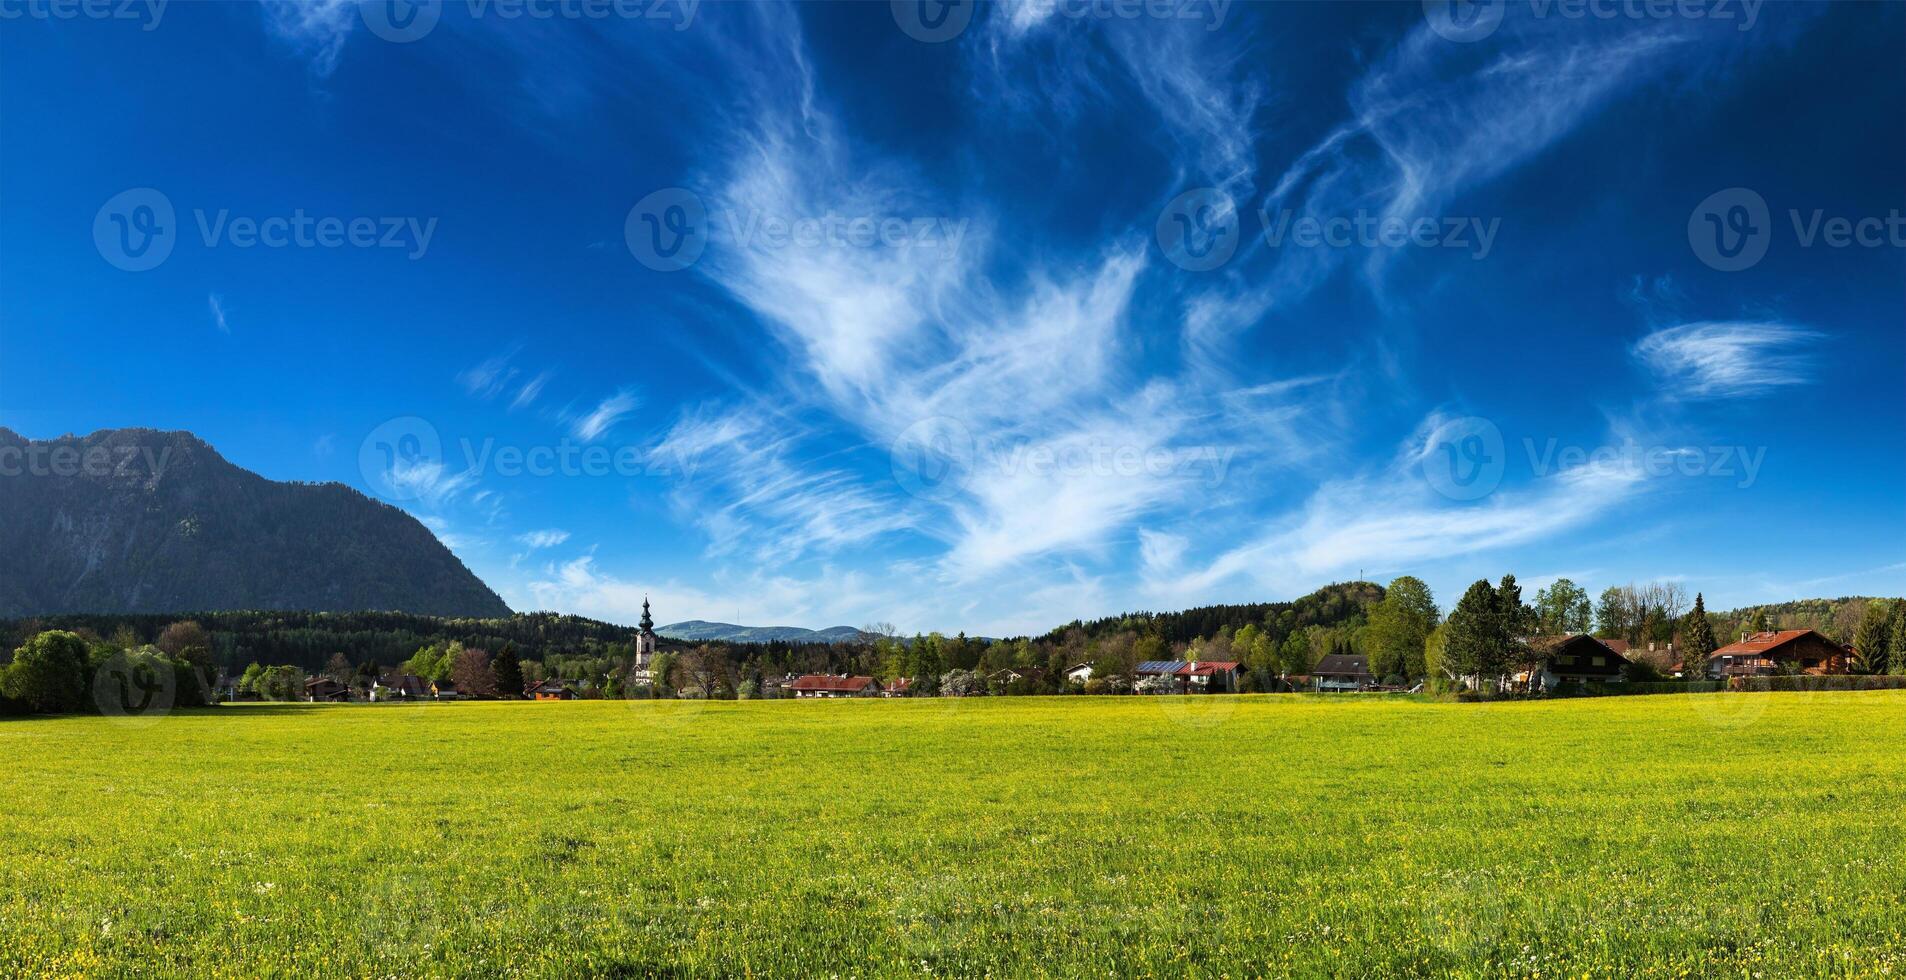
[512,370,552,410]
[1152,412,1649,601]
[1634,321,1821,399]
[571,388,640,440]
[458,348,522,400]
[208,293,230,333]
[516,529,571,549]
[257,0,355,76]
[674,9,1328,584]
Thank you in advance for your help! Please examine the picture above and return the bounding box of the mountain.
[0,428,510,619]
[658,620,867,644]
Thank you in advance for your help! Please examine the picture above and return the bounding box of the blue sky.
[3,0,1901,634]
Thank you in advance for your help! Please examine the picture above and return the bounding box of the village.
[279,625,1870,703]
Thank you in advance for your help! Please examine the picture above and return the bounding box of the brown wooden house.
[1514,635,1629,692]
[1704,630,1851,677]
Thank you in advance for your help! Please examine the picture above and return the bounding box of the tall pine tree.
[1888,602,1906,677]
[1683,593,1718,679]
[492,643,524,698]
[1444,580,1503,689]
[1851,601,1893,675]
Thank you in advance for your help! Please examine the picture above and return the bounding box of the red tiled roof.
[788,674,876,692]
[1178,661,1240,676]
[886,678,913,693]
[1711,630,1820,658]
[1601,639,1632,654]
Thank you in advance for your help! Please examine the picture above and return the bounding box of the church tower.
[635,596,657,668]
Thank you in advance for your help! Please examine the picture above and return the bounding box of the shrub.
[0,631,91,714]
[1730,675,1906,693]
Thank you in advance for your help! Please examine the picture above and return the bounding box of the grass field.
[6,692,1906,977]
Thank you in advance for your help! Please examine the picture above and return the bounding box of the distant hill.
[658,620,867,645]
[1039,581,1387,645]
[1712,596,1891,645]
[0,428,510,619]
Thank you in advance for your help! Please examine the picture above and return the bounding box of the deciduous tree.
[452,647,498,698]
[1365,576,1438,681]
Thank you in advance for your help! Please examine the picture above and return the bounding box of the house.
[430,679,462,700]
[1704,630,1852,678]
[304,677,352,702]
[372,674,430,701]
[787,674,880,698]
[1514,635,1629,692]
[988,667,1048,686]
[1134,660,1241,693]
[1064,663,1095,685]
[526,679,580,700]
[882,677,914,697]
[1310,654,1373,692]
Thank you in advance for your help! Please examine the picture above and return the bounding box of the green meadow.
[6,693,1906,978]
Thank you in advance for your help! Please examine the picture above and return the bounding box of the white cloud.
[1634,321,1820,398]
[571,388,639,441]
[512,371,551,410]
[257,0,356,76]
[516,529,571,549]
[208,293,230,333]
[1157,413,1649,600]
[458,349,521,400]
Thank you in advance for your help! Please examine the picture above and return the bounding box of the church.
[630,597,658,682]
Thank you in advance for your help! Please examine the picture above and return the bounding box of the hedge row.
[1729,675,1906,692]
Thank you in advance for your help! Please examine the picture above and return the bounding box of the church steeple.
[634,596,656,668]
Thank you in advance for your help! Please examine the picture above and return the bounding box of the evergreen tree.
[1888,603,1906,677]
[493,643,524,697]
[1851,600,1893,675]
[1748,608,1770,634]
[1682,593,1718,679]
[1443,580,1502,687]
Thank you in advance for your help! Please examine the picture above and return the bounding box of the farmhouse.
[882,677,914,697]
[371,674,429,701]
[1310,654,1372,692]
[989,667,1047,686]
[431,679,462,700]
[1134,660,1241,693]
[304,678,351,702]
[788,674,880,698]
[1064,663,1094,685]
[1704,629,1852,677]
[1514,635,1629,692]
[526,679,580,700]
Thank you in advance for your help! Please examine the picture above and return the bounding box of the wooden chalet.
[526,679,581,701]
[1514,635,1629,692]
[1309,653,1372,692]
[1704,630,1852,678]
[304,678,352,703]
